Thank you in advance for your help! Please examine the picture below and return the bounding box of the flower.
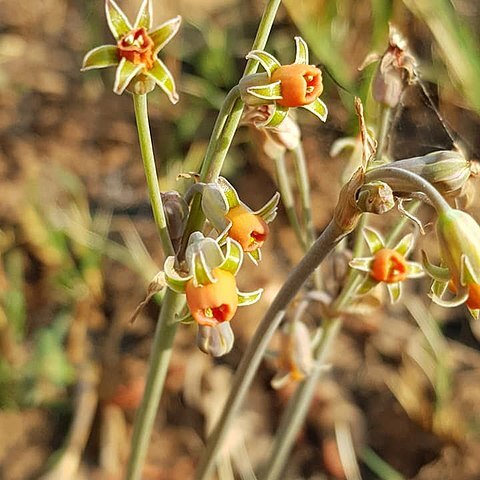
[82,0,181,99]
[188,177,279,263]
[423,208,480,319]
[349,227,423,302]
[164,232,263,328]
[238,37,328,127]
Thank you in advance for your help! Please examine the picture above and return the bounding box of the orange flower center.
[271,64,323,108]
[225,205,269,252]
[117,27,155,70]
[371,249,408,283]
[449,280,480,310]
[185,269,238,327]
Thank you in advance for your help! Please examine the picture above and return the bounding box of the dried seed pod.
[356,181,395,214]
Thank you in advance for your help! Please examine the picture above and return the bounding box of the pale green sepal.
[362,227,384,254]
[260,104,289,128]
[113,58,143,95]
[349,257,374,273]
[81,45,119,71]
[201,184,230,231]
[406,261,424,278]
[421,251,451,282]
[245,50,281,75]
[431,279,448,299]
[164,256,191,293]
[393,233,414,256]
[461,254,480,285]
[106,0,132,40]
[255,192,280,223]
[468,308,480,321]
[294,36,309,64]
[247,248,261,265]
[150,16,182,54]
[246,82,282,101]
[186,233,224,269]
[220,238,244,275]
[146,58,179,104]
[216,223,232,246]
[237,288,263,306]
[429,284,469,307]
[302,98,328,122]
[218,177,241,208]
[192,250,218,286]
[357,276,378,295]
[387,282,402,303]
[134,0,152,29]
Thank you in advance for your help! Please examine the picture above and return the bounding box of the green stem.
[274,154,307,250]
[262,318,342,480]
[133,94,175,257]
[126,290,184,480]
[195,220,346,480]
[375,104,392,162]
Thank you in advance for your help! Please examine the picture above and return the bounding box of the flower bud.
[197,322,235,357]
[162,191,189,249]
[356,181,395,214]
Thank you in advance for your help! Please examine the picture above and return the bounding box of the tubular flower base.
[225,205,269,253]
[423,208,480,319]
[350,227,423,303]
[239,36,328,127]
[82,0,181,99]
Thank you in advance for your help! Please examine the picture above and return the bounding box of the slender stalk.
[126,289,184,480]
[274,154,307,250]
[195,220,346,480]
[375,104,392,162]
[133,94,175,257]
[262,318,342,480]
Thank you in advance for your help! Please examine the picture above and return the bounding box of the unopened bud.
[356,181,395,214]
[197,322,234,357]
[162,191,189,248]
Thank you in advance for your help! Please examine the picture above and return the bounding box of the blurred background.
[1,0,480,478]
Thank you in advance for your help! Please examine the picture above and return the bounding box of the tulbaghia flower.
[423,208,480,319]
[164,232,262,329]
[82,0,181,99]
[238,37,327,127]
[350,228,423,302]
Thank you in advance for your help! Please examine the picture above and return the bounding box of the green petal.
[164,256,191,293]
[220,238,244,275]
[302,98,328,122]
[150,16,182,54]
[113,58,143,95]
[105,0,132,40]
[362,227,384,254]
[247,249,261,265]
[406,261,424,278]
[431,279,448,299]
[82,45,119,71]
[421,251,451,282]
[393,233,414,256]
[461,254,480,285]
[255,192,280,223]
[218,177,241,208]
[260,104,289,128]
[245,50,281,75]
[294,36,309,64]
[145,58,179,104]
[387,282,402,303]
[358,276,378,295]
[468,308,480,321]
[429,282,468,308]
[246,81,282,101]
[134,0,152,29]
[192,250,217,286]
[237,288,263,306]
[349,257,374,273]
[201,184,230,232]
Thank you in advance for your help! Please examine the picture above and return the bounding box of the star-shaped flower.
[239,37,328,127]
[349,227,424,302]
[82,0,181,100]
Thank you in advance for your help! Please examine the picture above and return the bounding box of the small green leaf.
[387,282,402,303]
[245,50,281,75]
[220,238,243,275]
[237,288,263,306]
[246,82,282,101]
[393,233,414,256]
[406,261,424,278]
[106,0,132,40]
[302,98,328,122]
[113,58,143,95]
[421,251,451,282]
[255,192,280,223]
[363,227,384,254]
[82,45,119,71]
[145,59,179,104]
[150,16,182,54]
[294,36,309,65]
[134,0,152,29]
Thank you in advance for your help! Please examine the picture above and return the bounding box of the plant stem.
[274,153,307,250]
[126,289,184,480]
[375,104,392,162]
[132,94,175,257]
[195,220,346,480]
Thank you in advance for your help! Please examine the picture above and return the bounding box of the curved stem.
[126,289,184,480]
[195,220,346,480]
[133,94,175,257]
